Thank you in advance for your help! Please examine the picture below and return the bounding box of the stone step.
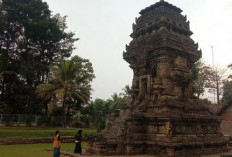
[221,153,232,157]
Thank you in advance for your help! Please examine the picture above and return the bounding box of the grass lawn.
[0,143,86,157]
[0,127,91,157]
[0,127,97,138]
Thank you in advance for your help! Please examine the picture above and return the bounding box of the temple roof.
[131,0,192,38]
[139,0,182,15]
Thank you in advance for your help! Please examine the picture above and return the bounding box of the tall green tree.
[90,99,108,129]
[37,56,95,126]
[0,0,77,114]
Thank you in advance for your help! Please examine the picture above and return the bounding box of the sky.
[44,0,232,100]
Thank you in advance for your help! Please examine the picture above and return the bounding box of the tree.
[0,0,77,114]
[221,80,232,105]
[221,64,232,105]
[120,85,132,98]
[89,99,108,129]
[36,56,95,126]
[228,64,232,79]
[106,93,125,112]
[192,59,232,105]
[192,60,212,98]
[78,85,131,128]
[205,66,230,105]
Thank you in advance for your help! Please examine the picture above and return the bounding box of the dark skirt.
[53,147,60,157]
[74,142,82,154]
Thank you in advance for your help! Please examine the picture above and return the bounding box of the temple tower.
[88,1,228,156]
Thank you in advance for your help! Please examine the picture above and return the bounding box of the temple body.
[88,1,228,156]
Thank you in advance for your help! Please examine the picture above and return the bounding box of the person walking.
[53,130,61,157]
[74,129,82,155]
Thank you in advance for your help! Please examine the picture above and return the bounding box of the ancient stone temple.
[88,0,228,156]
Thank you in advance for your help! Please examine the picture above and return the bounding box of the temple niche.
[87,0,228,156]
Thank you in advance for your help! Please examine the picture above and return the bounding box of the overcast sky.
[44,0,232,100]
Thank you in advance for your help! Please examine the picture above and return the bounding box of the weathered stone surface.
[221,153,232,157]
[87,0,228,156]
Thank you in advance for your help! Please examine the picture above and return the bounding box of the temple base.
[87,108,228,157]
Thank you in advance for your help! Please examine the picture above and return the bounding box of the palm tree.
[120,85,132,98]
[107,93,126,112]
[37,58,90,126]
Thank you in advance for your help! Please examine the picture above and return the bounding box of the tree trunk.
[66,103,71,127]
[62,95,66,127]
[216,80,220,105]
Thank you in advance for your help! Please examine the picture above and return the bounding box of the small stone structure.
[88,1,228,156]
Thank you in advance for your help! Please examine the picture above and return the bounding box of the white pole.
[210,45,216,104]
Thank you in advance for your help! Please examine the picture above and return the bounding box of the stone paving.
[57,149,232,157]
[60,154,230,157]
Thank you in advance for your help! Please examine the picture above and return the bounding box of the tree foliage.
[221,80,232,105]
[37,56,95,126]
[192,59,231,105]
[221,64,232,105]
[192,60,212,98]
[0,0,78,114]
[77,85,131,129]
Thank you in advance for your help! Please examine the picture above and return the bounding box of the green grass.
[0,127,90,157]
[0,127,97,139]
[0,143,83,157]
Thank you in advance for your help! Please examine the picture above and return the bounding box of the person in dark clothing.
[74,129,82,154]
